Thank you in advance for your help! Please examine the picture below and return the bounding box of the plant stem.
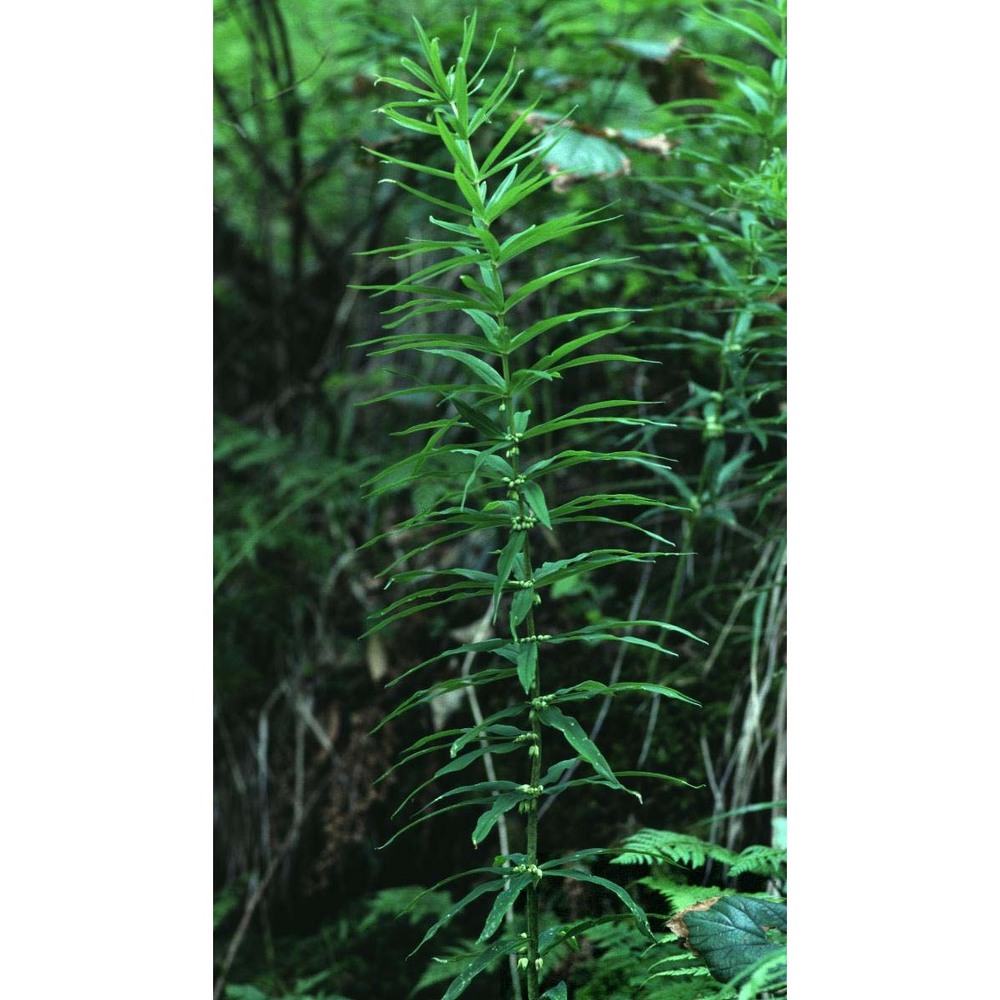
[495,243,543,998]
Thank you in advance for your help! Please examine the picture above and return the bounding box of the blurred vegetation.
[214,0,785,996]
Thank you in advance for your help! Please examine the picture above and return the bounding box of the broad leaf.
[673,896,786,984]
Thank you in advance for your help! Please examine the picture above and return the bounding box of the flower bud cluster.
[510,513,537,531]
[703,416,724,439]
[502,474,526,499]
[512,862,543,877]
[503,430,524,459]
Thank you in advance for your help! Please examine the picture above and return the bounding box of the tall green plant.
[358,14,703,999]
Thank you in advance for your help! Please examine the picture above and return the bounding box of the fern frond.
[727,843,786,879]
[638,874,728,914]
[613,829,738,869]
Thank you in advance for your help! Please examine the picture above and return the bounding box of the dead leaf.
[366,634,389,684]
[665,895,723,951]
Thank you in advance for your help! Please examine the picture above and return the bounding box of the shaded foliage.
[214,0,785,995]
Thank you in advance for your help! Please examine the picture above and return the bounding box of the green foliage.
[613,825,786,918]
[215,885,242,930]
[213,0,786,996]
[359,13,705,998]
[225,885,459,1000]
[681,896,786,986]
[567,824,786,998]
[613,828,785,881]
[225,971,352,1000]
[569,920,710,1000]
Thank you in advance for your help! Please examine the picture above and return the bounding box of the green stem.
[493,247,543,999]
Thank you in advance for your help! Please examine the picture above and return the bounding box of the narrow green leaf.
[453,55,469,129]
[481,102,540,174]
[441,937,521,1000]
[449,706,528,758]
[509,587,534,631]
[529,326,632,369]
[539,848,610,871]
[409,877,505,957]
[540,757,578,786]
[538,915,620,955]
[360,147,455,181]
[533,549,669,588]
[380,798,494,850]
[428,216,501,260]
[507,305,622,352]
[700,7,785,57]
[411,18,449,93]
[472,790,530,846]
[545,352,650,375]
[424,349,506,390]
[546,869,654,940]
[483,169,554,223]
[516,641,538,693]
[604,682,701,707]
[382,638,512,694]
[493,531,526,609]
[392,742,523,816]
[451,157,486,210]
[612,770,701,788]
[520,480,552,529]
[536,706,636,798]
[485,164,519,212]
[397,54,438,92]
[378,105,442,135]
[377,669,516,733]
[504,259,607,311]
[374,176,470,215]
[551,515,675,547]
[524,449,673,481]
[478,871,537,942]
[459,274,505,310]
[562,619,706,647]
[420,778,523,815]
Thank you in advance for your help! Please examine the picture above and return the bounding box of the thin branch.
[214,746,337,1000]
[457,601,524,1000]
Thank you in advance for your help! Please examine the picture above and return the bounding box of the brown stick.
[213,750,334,1000]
